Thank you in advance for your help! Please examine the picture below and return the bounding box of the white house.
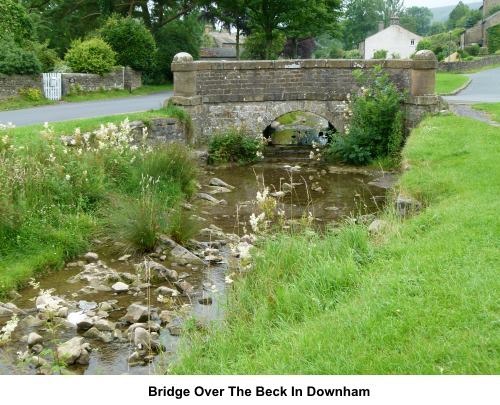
[359,17,422,59]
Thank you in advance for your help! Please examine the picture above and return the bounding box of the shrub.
[100,16,156,72]
[64,38,116,75]
[464,44,480,56]
[0,0,34,45]
[373,49,388,59]
[391,52,401,59]
[167,209,200,245]
[26,41,60,72]
[242,31,286,60]
[326,67,405,165]
[478,46,489,56]
[487,25,500,54]
[18,87,43,101]
[0,37,42,75]
[343,49,362,59]
[208,129,264,165]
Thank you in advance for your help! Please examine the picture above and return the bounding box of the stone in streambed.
[111,281,129,293]
[27,332,43,347]
[209,178,234,189]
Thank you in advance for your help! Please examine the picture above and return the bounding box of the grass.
[172,114,500,374]
[473,103,500,123]
[0,106,196,296]
[435,73,470,95]
[0,84,172,112]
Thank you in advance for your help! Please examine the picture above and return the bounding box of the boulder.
[175,280,195,295]
[395,195,422,217]
[127,322,161,334]
[159,310,175,325]
[78,300,97,311]
[94,319,116,332]
[83,326,113,343]
[170,245,205,266]
[368,219,389,234]
[155,286,178,296]
[111,281,129,293]
[196,192,222,205]
[207,186,232,194]
[123,303,149,323]
[27,332,43,347]
[35,294,66,312]
[83,252,99,263]
[143,260,178,281]
[118,254,132,262]
[56,337,90,365]
[209,177,234,189]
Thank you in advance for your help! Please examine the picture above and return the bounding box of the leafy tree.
[100,16,156,71]
[343,0,383,49]
[430,21,447,35]
[64,38,116,75]
[0,0,34,45]
[0,37,42,75]
[242,30,286,59]
[212,0,250,59]
[380,0,404,26]
[447,1,470,29]
[400,6,433,36]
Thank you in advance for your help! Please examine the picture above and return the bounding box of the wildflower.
[65,174,71,181]
[0,315,19,343]
[309,151,315,159]
[256,151,263,159]
[256,187,269,203]
[249,212,265,232]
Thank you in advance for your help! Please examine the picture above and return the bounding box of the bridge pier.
[170,51,439,144]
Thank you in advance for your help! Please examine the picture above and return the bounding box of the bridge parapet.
[170,51,439,143]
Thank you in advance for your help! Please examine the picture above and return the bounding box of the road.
[0,91,173,127]
[444,67,500,104]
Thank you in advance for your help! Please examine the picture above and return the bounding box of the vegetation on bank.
[208,129,264,165]
[0,107,197,296]
[172,114,500,374]
[435,72,470,95]
[473,102,500,123]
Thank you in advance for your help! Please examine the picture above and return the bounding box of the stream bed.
[0,149,395,374]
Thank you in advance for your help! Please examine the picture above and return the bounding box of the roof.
[361,24,422,44]
[200,48,238,59]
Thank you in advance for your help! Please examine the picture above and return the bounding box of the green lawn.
[0,84,172,112]
[173,114,500,374]
[435,73,470,95]
[473,103,500,123]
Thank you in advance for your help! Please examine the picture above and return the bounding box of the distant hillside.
[430,1,482,22]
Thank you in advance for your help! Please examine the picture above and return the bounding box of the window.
[410,39,415,45]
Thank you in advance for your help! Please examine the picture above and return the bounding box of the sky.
[404,0,479,7]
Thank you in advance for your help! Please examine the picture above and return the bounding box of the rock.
[83,326,112,343]
[155,286,178,296]
[357,213,376,225]
[8,290,21,300]
[209,177,234,189]
[31,344,44,354]
[205,254,224,263]
[170,245,205,266]
[196,192,222,205]
[95,319,115,332]
[27,332,43,347]
[127,322,161,334]
[29,355,49,368]
[118,254,131,262]
[57,307,69,318]
[324,206,339,211]
[159,310,175,325]
[35,294,65,312]
[166,318,183,336]
[0,305,14,317]
[83,252,99,263]
[175,280,194,295]
[368,219,389,234]
[396,195,422,217]
[198,296,213,305]
[207,186,232,194]
[133,327,151,348]
[78,300,97,311]
[111,281,129,293]
[76,316,94,332]
[121,272,137,283]
[143,260,178,281]
[123,303,149,323]
[98,302,113,312]
[128,351,144,365]
[19,315,44,328]
[158,235,177,249]
[56,337,90,365]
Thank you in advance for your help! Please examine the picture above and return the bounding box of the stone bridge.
[170,51,439,144]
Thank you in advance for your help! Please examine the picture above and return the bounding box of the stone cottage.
[460,0,500,49]
[359,17,422,59]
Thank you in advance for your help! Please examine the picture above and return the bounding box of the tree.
[447,1,470,29]
[100,16,156,71]
[212,0,249,60]
[0,0,34,45]
[381,0,404,26]
[400,6,433,36]
[343,0,383,49]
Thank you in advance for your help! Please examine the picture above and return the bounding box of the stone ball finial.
[413,50,437,61]
[173,52,193,63]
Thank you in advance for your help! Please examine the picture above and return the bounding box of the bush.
[208,129,264,165]
[0,37,42,75]
[242,31,286,60]
[26,41,60,72]
[64,38,116,75]
[478,46,489,56]
[100,16,156,72]
[18,87,43,101]
[464,44,480,56]
[487,25,500,54]
[343,49,362,59]
[0,0,34,45]
[373,49,388,59]
[326,67,405,165]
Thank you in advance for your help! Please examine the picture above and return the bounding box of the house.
[460,0,500,49]
[359,17,422,59]
[200,25,245,60]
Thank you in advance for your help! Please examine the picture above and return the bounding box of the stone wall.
[438,54,500,72]
[129,118,188,144]
[0,74,43,100]
[171,52,439,143]
[62,67,142,96]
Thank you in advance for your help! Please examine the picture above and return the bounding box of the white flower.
[65,174,71,181]
[249,212,265,232]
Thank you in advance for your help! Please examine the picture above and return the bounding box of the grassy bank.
[473,103,500,123]
[0,106,196,296]
[435,73,470,95]
[173,114,500,374]
[0,84,171,112]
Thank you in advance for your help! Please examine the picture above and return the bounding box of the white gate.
[42,73,62,100]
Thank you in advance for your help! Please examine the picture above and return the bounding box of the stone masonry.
[170,51,439,143]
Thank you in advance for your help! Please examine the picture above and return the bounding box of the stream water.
[0,147,394,374]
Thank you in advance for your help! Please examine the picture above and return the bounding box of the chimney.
[390,16,400,26]
[378,21,384,32]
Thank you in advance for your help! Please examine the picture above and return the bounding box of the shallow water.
[0,149,393,374]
